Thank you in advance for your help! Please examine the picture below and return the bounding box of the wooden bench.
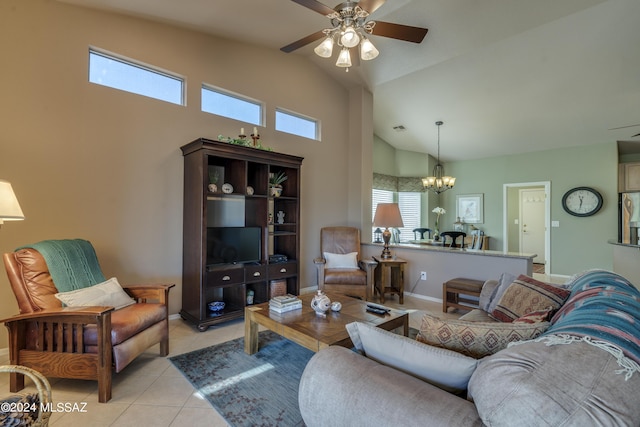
[442,277,484,312]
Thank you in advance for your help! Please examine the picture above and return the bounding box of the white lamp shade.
[360,38,379,60]
[0,180,24,221]
[314,36,334,58]
[336,48,352,68]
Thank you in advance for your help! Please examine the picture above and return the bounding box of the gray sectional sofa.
[298,270,640,426]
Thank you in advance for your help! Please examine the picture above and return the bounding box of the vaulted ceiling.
[59,0,640,161]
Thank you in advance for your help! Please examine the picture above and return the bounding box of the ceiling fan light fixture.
[314,36,334,58]
[336,47,352,68]
[280,1,427,72]
[340,26,360,48]
[360,37,379,60]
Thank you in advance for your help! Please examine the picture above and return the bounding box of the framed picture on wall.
[457,194,484,224]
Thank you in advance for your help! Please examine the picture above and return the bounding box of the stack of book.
[269,294,302,313]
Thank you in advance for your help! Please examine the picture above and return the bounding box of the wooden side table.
[372,256,407,304]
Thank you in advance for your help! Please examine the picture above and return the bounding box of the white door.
[519,189,546,264]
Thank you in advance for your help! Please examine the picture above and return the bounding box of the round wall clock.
[562,187,603,217]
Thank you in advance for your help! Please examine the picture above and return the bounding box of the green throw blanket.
[19,239,106,293]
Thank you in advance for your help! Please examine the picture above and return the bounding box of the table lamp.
[372,203,404,259]
[0,180,25,228]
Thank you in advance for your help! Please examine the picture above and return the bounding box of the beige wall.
[0,0,372,347]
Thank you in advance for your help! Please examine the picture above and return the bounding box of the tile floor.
[1,276,568,427]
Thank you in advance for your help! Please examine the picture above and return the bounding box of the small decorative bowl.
[208,301,225,312]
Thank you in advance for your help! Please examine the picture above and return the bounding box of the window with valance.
[372,173,423,242]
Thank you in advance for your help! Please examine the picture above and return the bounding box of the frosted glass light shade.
[340,27,360,48]
[0,180,24,223]
[423,165,456,194]
[336,48,352,68]
[314,36,334,58]
[360,38,379,60]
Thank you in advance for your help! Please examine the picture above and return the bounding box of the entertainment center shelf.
[180,138,303,331]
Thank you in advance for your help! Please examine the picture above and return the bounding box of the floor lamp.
[372,203,404,259]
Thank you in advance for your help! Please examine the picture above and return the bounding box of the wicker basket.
[0,365,52,427]
[269,279,287,298]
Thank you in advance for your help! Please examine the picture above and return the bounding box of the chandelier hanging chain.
[436,120,442,165]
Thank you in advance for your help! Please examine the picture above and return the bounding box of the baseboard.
[300,287,443,304]
[169,313,182,321]
[403,291,442,304]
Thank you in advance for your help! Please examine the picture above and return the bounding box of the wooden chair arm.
[2,306,114,398]
[359,259,378,274]
[1,306,113,324]
[122,283,174,304]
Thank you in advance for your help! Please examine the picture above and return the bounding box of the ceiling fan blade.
[370,21,428,43]
[609,123,640,130]
[291,0,335,16]
[357,0,386,14]
[281,30,326,53]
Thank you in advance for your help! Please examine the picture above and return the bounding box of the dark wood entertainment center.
[180,138,303,331]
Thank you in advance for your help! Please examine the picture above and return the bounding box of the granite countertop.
[363,242,536,260]
[609,240,640,248]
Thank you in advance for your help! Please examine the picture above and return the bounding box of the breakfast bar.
[361,242,536,303]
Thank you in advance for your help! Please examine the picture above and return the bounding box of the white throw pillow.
[55,277,136,310]
[323,252,358,269]
[346,321,478,393]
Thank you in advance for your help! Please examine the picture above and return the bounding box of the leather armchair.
[314,227,377,300]
[2,244,174,403]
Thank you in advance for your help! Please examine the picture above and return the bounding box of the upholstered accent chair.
[2,240,174,402]
[314,227,377,300]
[440,231,467,248]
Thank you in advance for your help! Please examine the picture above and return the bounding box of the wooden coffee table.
[244,292,408,354]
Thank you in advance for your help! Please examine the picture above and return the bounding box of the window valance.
[373,173,424,192]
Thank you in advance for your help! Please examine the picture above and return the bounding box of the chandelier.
[423,121,456,194]
[313,4,379,71]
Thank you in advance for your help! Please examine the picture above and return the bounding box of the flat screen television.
[206,226,261,265]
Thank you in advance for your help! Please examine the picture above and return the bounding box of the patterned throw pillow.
[485,272,516,313]
[417,313,550,359]
[489,275,570,322]
[513,307,554,324]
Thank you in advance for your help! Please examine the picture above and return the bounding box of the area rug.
[169,331,313,427]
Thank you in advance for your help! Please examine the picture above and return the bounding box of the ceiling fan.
[280,0,428,71]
